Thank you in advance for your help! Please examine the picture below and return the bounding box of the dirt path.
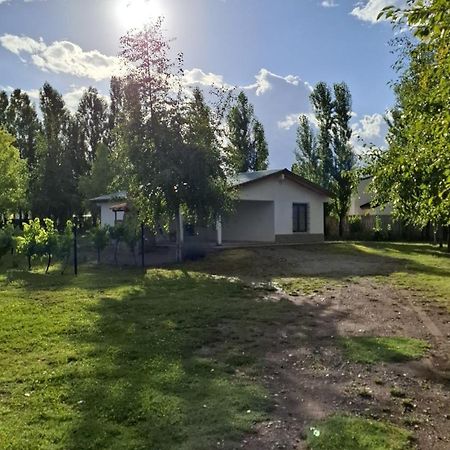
[241,278,450,450]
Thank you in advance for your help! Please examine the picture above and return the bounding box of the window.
[293,203,308,232]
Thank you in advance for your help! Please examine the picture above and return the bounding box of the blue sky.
[0,0,403,168]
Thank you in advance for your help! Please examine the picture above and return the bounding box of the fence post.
[73,218,78,276]
[141,222,145,268]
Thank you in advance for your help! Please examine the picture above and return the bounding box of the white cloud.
[183,68,229,88]
[243,68,310,96]
[0,34,123,81]
[62,86,109,112]
[277,112,318,130]
[351,0,405,24]
[321,0,339,8]
[351,113,387,154]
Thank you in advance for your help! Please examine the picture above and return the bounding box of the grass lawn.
[0,241,448,449]
[0,265,296,450]
[339,336,430,364]
[306,415,413,450]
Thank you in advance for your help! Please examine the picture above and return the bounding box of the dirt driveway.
[193,244,450,449]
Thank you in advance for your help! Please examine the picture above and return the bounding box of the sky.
[0,0,404,168]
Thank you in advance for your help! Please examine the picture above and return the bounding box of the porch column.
[216,216,222,246]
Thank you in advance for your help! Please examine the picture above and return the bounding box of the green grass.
[349,242,450,309]
[274,276,334,295]
[339,336,430,364]
[0,262,304,450]
[306,415,413,450]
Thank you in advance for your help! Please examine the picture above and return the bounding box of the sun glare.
[117,0,164,29]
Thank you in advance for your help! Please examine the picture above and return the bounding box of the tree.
[0,91,8,126]
[226,91,269,172]
[77,87,109,164]
[292,115,321,185]
[331,83,356,237]
[293,82,356,236]
[5,89,40,170]
[90,226,110,263]
[117,21,234,261]
[310,82,334,188]
[79,143,116,220]
[32,83,79,224]
[0,129,28,217]
[369,0,450,249]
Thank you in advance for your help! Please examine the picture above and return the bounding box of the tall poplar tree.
[5,89,40,170]
[292,115,321,185]
[226,91,269,172]
[32,83,78,223]
[77,87,109,165]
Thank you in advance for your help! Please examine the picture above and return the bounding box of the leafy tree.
[310,82,334,188]
[0,91,8,126]
[5,89,40,170]
[292,115,321,185]
[109,223,125,265]
[32,83,79,224]
[16,218,45,270]
[369,0,450,248]
[90,226,110,263]
[79,143,116,222]
[117,22,234,261]
[56,220,73,274]
[0,222,15,261]
[0,129,28,216]
[42,218,59,274]
[293,82,356,236]
[226,91,269,172]
[77,87,109,164]
[332,83,356,237]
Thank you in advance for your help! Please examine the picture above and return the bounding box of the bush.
[348,216,362,234]
[90,226,110,263]
[0,222,15,260]
[372,216,383,241]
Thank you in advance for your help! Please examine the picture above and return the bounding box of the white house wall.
[222,200,275,242]
[99,203,124,227]
[349,178,393,216]
[237,175,327,237]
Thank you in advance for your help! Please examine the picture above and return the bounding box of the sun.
[116,0,164,29]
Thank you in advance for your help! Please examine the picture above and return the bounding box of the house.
[91,169,331,244]
[348,176,392,217]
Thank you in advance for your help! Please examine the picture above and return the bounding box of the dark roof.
[90,191,127,203]
[232,168,331,197]
[91,169,331,203]
[230,169,281,187]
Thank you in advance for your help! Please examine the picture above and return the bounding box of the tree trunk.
[45,254,52,274]
[97,248,101,264]
[447,226,450,253]
[175,208,183,263]
[27,255,31,271]
[338,215,345,239]
[439,225,443,248]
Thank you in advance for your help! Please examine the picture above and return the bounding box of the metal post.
[73,219,78,276]
[141,222,145,268]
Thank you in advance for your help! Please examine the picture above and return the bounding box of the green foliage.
[56,220,73,273]
[226,91,269,172]
[89,226,110,263]
[0,222,15,260]
[372,215,383,241]
[370,1,450,230]
[339,336,430,364]
[0,128,29,215]
[348,215,363,234]
[293,82,356,236]
[307,415,413,450]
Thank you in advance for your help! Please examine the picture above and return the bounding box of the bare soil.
[228,265,450,450]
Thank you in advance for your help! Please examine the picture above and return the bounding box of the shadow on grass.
[62,269,346,450]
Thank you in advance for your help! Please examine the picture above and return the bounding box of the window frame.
[293,203,308,233]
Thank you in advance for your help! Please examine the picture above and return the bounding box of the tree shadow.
[63,269,348,449]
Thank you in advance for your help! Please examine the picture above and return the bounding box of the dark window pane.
[293,203,308,232]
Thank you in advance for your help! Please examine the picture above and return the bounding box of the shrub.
[0,222,15,261]
[347,216,363,236]
[90,226,110,264]
[372,216,383,241]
